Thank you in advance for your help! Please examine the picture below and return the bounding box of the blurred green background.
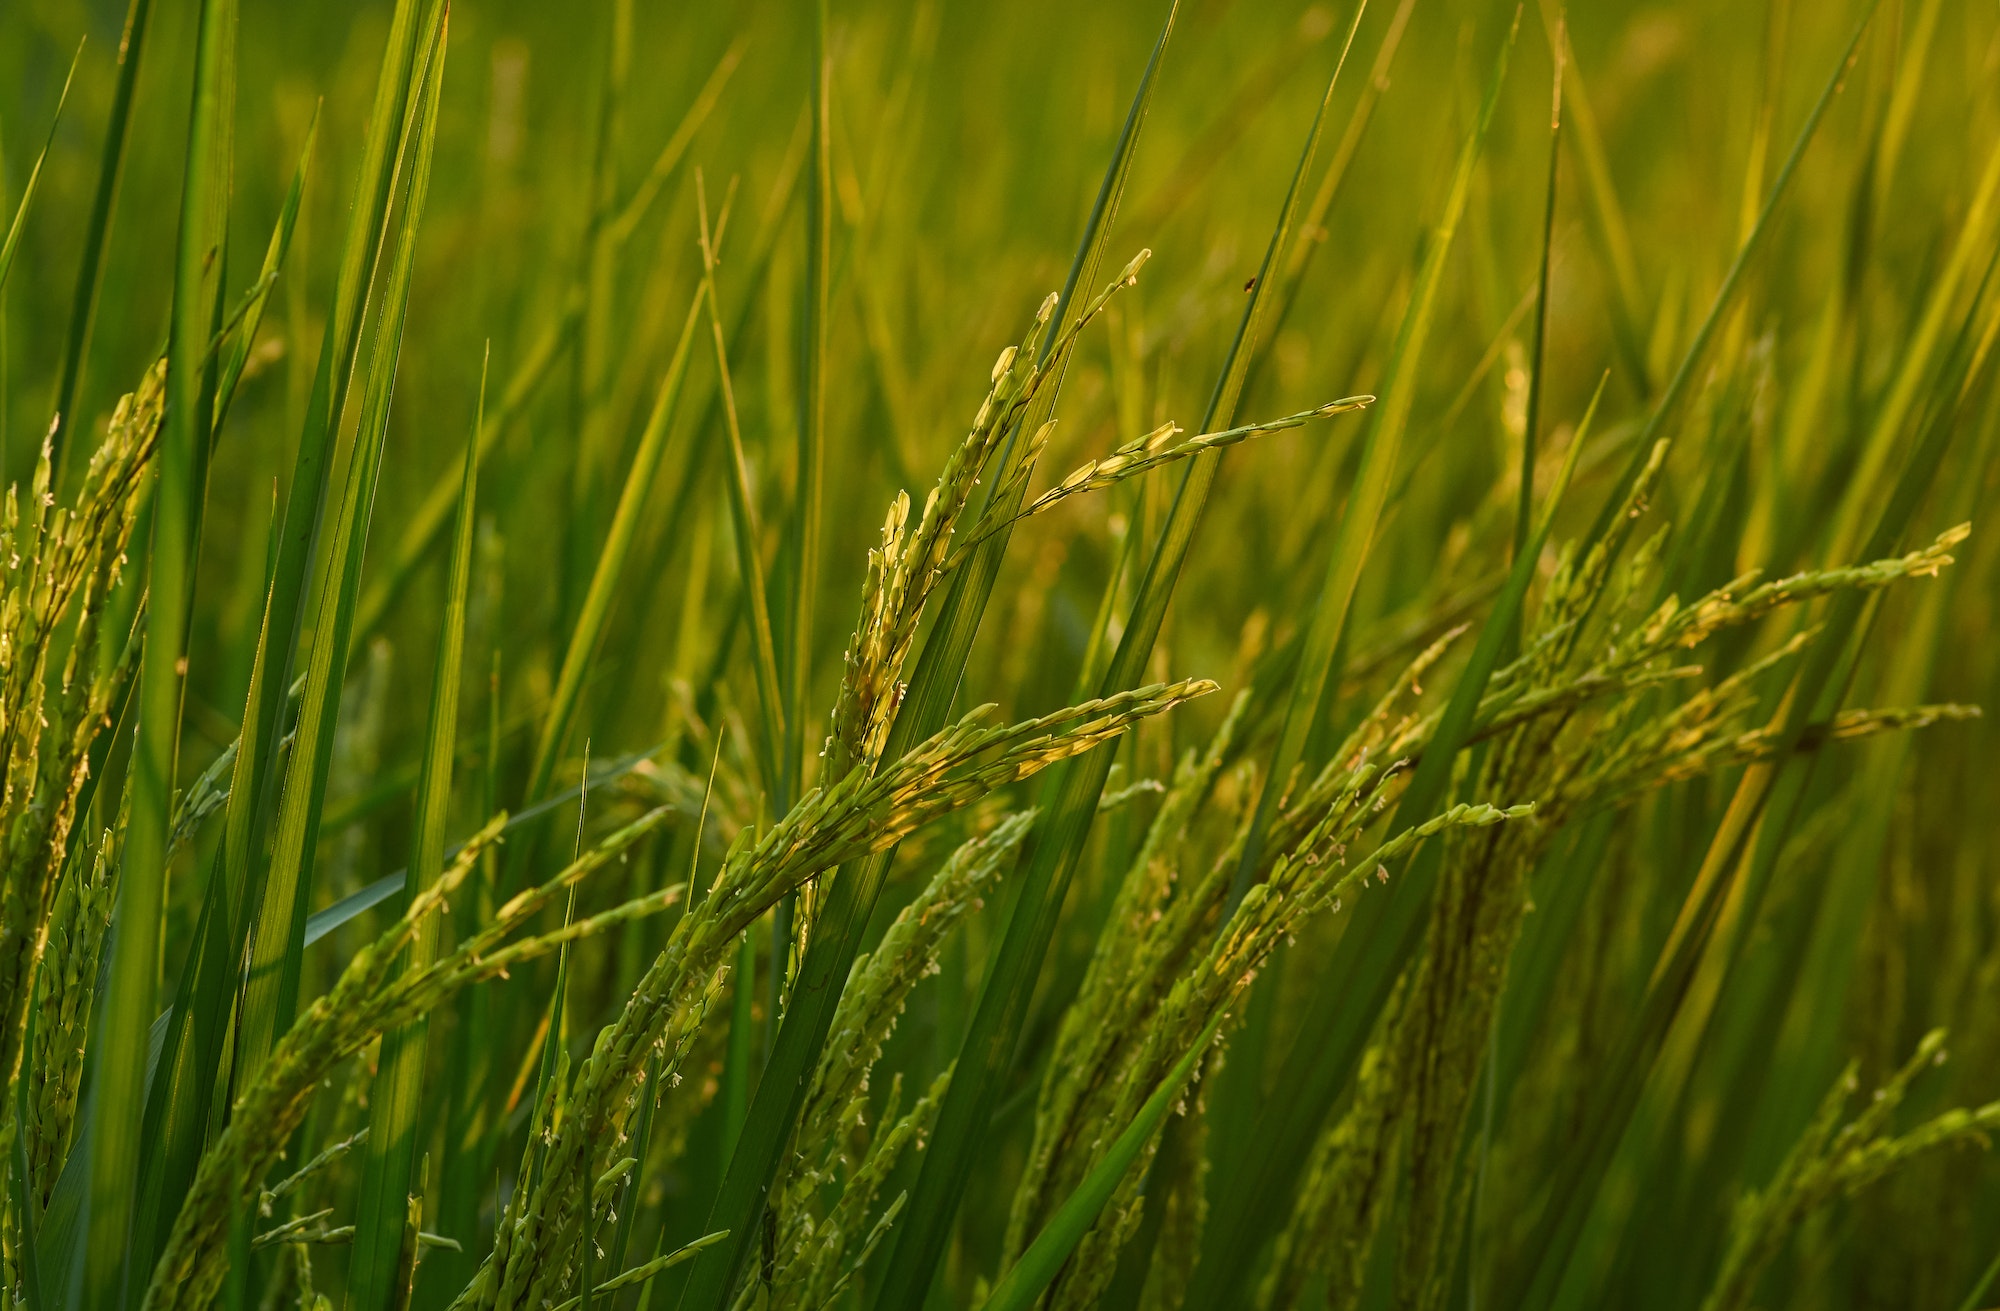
[3,0,1990,752]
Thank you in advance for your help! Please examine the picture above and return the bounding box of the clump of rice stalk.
[753,811,1035,1310]
[1005,673,1531,1310]
[1702,1030,2000,1311]
[441,240,1360,1310]
[979,434,1970,1311]
[830,249,1368,787]
[1256,982,1407,1311]
[0,359,160,1145]
[441,678,1213,1311]
[1257,450,1976,1311]
[829,253,1153,777]
[22,825,114,1206]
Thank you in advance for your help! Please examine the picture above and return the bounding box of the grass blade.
[789,0,832,811]
[1823,133,2000,559]
[217,0,436,1105]
[519,276,710,822]
[0,39,81,300]
[433,651,508,1288]
[696,173,784,792]
[357,33,736,829]
[1535,0,1650,394]
[127,846,238,1284]
[235,2,447,1092]
[81,0,234,1302]
[49,0,154,487]
[771,0,834,1064]
[1246,0,1409,406]
[1225,3,1516,914]
[352,296,576,642]
[1517,17,1564,563]
[211,104,318,433]
[349,338,481,1311]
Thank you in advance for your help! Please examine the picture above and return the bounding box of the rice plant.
[0,0,1995,1309]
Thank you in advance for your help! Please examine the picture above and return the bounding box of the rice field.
[0,0,1997,1308]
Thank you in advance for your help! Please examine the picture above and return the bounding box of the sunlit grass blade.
[882,9,1367,1305]
[352,292,575,642]
[562,0,636,659]
[770,0,833,1062]
[518,276,710,819]
[49,0,154,487]
[606,41,744,248]
[1516,19,1564,562]
[211,103,317,433]
[217,0,436,1094]
[1868,0,1943,215]
[0,39,81,300]
[349,337,480,1311]
[1534,0,1650,394]
[695,171,784,791]
[1823,133,2000,558]
[675,10,1186,1308]
[1246,0,1400,403]
[235,1,447,1093]
[81,0,233,1303]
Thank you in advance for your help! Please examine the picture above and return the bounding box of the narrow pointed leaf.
[50,0,155,485]
[0,40,82,300]
[82,0,234,1302]
[235,3,448,1090]
[521,279,709,820]
[212,105,318,432]
[350,334,480,1311]
[218,0,437,1108]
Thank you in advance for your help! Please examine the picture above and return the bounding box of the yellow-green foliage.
[0,2,1995,1310]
